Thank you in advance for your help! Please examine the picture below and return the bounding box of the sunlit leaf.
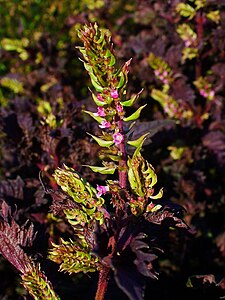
[123,105,147,122]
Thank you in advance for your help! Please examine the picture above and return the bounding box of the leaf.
[90,91,107,107]
[0,212,34,273]
[0,77,24,94]
[149,188,164,200]
[116,71,126,89]
[87,133,114,147]
[206,11,220,24]
[130,232,158,279]
[176,3,196,19]
[113,265,146,300]
[83,110,105,123]
[127,132,150,148]
[123,104,147,122]
[0,176,24,200]
[121,89,143,107]
[84,165,117,174]
[89,74,104,92]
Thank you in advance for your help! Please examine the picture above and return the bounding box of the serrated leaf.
[87,133,114,147]
[127,132,150,148]
[85,165,117,174]
[176,3,196,19]
[83,110,105,123]
[123,104,147,122]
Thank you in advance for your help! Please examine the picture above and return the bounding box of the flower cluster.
[194,76,215,101]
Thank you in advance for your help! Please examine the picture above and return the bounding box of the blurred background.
[0,0,225,299]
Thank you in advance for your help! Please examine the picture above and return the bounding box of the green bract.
[123,104,147,122]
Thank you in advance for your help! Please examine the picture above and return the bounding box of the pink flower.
[154,70,160,77]
[110,89,119,99]
[184,40,191,47]
[116,104,123,113]
[94,107,106,117]
[162,70,168,77]
[97,94,104,101]
[99,120,111,129]
[113,132,124,145]
[96,185,109,198]
[200,89,207,98]
[208,90,215,99]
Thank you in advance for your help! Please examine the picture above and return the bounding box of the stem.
[195,11,203,78]
[118,117,127,189]
[95,267,111,300]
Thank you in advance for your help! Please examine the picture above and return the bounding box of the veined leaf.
[123,104,147,122]
[85,165,117,174]
[87,133,114,147]
[83,110,105,123]
[127,132,150,148]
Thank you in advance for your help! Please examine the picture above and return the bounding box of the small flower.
[97,94,104,101]
[96,185,109,198]
[200,89,207,98]
[154,70,160,77]
[146,202,155,212]
[110,89,119,99]
[162,70,168,77]
[184,40,191,47]
[94,107,106,117]
[113,132,124,145]
[208,90,215,99]
[116,104,123,113]
[99,120,111,129]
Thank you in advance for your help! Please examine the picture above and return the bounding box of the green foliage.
[49,239,99,274]
[0,77,24,94]
[22,264,60,300]
[127,145,161,200]
[1,38,29,60]
[53,165,105,225]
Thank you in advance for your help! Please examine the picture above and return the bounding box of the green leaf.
[90,91,107,107]
[85,165,117,174]
[151,204,162,212]
[83,110,105,123]
[206,11,220,24]
[127,132,150,148]
[87,133,114,147]
[121,89,143,107]
[89,73,104,92]
[109,54,116,67]
[123,104,147,122]
[149,188,164,200]
[182,47,198,62]
[176,3,196,19]
[116,71,125,89]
